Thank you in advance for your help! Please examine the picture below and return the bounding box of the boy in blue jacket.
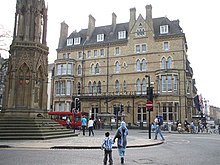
[101,132,114,165]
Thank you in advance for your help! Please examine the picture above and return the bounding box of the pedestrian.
[101,132,114,165]
[81,115,87,136]
[113,121,128,164]
[190,121,195,133]
[154,116,165,141]
[218,124,220,134]
[66,117,71,129]
[88,118,94,136]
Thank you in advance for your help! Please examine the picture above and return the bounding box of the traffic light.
[120,104,124,113]
[147,87,153,101]
[75,98,81,111]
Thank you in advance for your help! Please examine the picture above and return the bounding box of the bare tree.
[0,24,12,55]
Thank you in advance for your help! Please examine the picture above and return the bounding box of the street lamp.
[145,75,154,139]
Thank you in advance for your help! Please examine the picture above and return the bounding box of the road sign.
[146,101,153,109]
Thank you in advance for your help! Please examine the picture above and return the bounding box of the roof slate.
[59,17,184,50]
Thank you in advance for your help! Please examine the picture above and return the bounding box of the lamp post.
[145,75,153,139]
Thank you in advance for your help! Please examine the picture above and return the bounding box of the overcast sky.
[0,0,219,107]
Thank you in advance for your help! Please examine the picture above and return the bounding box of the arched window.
[98,81,101,94]
[142,59,147,71]
[136,59,140,71]
[95,63,100,74]
[142,78,147,94]
[115,61,120,73]
[88,81,92,95]
[161,57,166,69]
[115,80,120,94]
[93,81,97,94]
[167,57,172,69]
[77,82,81,95]
[136,79,141,95]
[91,64,95,74]
[78,65,82,75]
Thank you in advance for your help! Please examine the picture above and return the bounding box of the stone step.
[0,115,79,140]
[0,133,79,140]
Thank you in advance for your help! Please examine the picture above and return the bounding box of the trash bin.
[140,122,143,129]
[128,123,131,129]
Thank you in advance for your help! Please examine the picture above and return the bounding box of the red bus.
[48,111,84,129]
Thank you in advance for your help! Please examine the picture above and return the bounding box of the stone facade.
[53,5,196,126]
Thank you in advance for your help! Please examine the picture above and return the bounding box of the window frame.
[160,25,169,34]
[67,38,73,46]
[97,34,104,42]
[74,37,81,45]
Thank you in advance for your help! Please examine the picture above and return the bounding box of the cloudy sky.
[0,0,219,107]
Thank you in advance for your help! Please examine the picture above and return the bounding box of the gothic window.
[115,80,120,94]
[167,57,172,69]
[161,57,166,69]
[141,59,147,71]
[95,63,100,74]
[91,64,95,75]
[98,81,101,94]
[115,61,120,73]
[136,79,141,95]
[88,81,92,95]
[136,59,140,71]
[142,78,147,95]
[93,81,97,94]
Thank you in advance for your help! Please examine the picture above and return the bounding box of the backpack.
[158,116,163,126]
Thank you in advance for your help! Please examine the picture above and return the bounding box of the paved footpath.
[0,129,164,149]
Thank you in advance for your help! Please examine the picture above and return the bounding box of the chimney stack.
[58,21,68,49]
[129,8,136,32]
[145,5,154,33]
[87,14,96,40]
[112,12,117,32]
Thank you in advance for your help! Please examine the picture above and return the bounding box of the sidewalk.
[0,129,163,149]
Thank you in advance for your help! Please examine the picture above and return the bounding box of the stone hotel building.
[52,5,197,127]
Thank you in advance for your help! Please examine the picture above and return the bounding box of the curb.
[50,141,164,150]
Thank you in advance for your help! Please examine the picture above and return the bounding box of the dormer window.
[97,34,104,42]
[74,37,81,45]
[160,25,169,34]
[67,38,73,46]
[118,31,126,39]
